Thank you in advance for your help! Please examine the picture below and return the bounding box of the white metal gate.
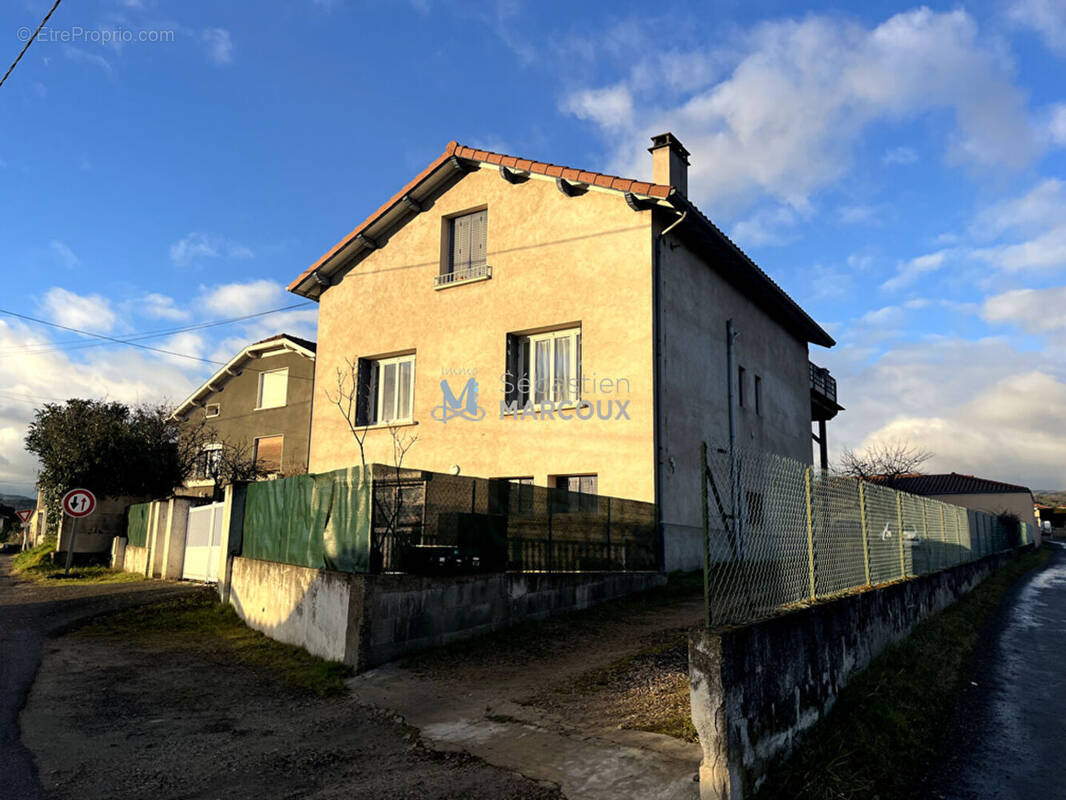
[182,502,225,582]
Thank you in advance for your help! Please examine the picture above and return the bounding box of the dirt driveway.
[352,584,704,800]
[0,554,197,800]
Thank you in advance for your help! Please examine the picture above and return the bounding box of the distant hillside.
[1034,491,1066,507]
[0,494,36,510]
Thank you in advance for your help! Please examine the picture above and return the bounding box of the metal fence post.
[546,489,553,573]
[858,481,871,586]
[896,492,905,578]
[805,466,816,600]
[701,442,711,628]
[605,496,612,568]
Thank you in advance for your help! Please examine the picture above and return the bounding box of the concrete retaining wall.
[228,557,355,663]
[688,547,1029,800]
[123,544,149,575]
[225,556,666,670]
[361,571,666,668]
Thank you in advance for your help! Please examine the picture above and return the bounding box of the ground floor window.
[254,435,284,473]
[551,474,598,512]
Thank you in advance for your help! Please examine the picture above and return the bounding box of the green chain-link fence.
[701,445,1031,627]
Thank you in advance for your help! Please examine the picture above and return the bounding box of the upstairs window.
[447,209,487,275]
[257,368,288,409]
[205,403,220,418]
[356,353,415,425]
[506,327,581,407]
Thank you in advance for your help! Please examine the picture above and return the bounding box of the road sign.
[15,509,32,523]
[61,488,96,518]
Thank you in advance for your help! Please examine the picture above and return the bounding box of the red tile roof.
[287,141,673,293]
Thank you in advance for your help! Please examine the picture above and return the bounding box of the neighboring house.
[172,334,316,498]
[287,134,838,569]
[874,473,1041,543]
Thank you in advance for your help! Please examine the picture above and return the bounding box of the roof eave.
[664,194,836,348]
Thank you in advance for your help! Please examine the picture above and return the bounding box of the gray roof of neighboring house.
[872,473,1033,496]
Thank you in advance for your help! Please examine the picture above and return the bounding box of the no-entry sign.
[15,509,32,523]
[61,488,97,518]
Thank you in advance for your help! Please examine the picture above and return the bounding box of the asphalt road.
[0,554,197,800]
[927,541,1066,799]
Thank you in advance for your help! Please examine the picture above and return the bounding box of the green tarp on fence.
[126,502,151,547]
[241,466,372,573]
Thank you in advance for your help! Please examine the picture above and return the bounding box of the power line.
[0,0,62,90]
[0,307,255,366]
[0,301,315,357]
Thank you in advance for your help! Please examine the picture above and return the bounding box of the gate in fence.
[182,501,225,582]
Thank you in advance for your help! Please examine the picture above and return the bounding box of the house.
[172,334,316,497]
[287,134,837,570]
[874,473,1041,544]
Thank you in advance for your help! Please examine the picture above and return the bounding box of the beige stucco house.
[173,334,316,498]
[289,134,837,569]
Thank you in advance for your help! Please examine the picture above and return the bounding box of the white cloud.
[972,228,1066,273]
[39,288,116,334]
[975,178,1066,236]
[63,46,114,77]
[982,286,1066,333]
[730,204,799,246]
[563,85,634,131]
[1007,0,1066,56]
[0,318,207,494]
[169,232,253,268]
[198,280,288,318]
[882,146,918,165]
[880,249,952,291]
[836,204,881,224]
[824,338,1066,489]
[201,28,233,65]
[49,240,80,268]
[139,293,190,321]
[563,9,1038,213]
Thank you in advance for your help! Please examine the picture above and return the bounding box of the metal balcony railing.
[434,262,492,288]
[809,361,837,404]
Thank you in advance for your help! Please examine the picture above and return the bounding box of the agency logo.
[431,377,487,423]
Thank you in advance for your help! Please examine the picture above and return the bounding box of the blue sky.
[1,0,1065,494]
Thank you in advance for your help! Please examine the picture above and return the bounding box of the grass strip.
[754,546,1051,800]
[12,540,145,584]
[76,591,354,696]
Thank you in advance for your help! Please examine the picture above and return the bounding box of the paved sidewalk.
[926,542,1066,799]
[0,554,197,800]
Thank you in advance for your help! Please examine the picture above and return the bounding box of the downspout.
[652,205,687,572]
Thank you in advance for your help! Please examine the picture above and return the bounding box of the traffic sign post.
[61,489,97,576]
[15,509,32,552]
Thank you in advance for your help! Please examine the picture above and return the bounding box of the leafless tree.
[177,418,270,501]
[838,440,933,486]
[327,358,419,569]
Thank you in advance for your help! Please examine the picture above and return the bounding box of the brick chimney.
[648,132,690,195]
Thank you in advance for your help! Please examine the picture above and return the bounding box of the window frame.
[364,353,416,426]
[205,403,220,418]
[199,443,223,480]
[754,375,762,416]
[443,207,488,276]
[253,434,285,474]
[256,368,289,410]
[508,327,581,408]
